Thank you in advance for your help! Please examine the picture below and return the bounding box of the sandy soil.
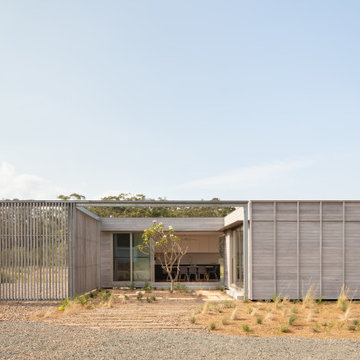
[195,298,360,339]
[2,289,360,339]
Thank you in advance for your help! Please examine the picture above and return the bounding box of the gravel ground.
[1,321,360,360]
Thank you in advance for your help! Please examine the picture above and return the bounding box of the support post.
[243,203,249,299]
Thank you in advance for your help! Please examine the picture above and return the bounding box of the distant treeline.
[57,193,235,218]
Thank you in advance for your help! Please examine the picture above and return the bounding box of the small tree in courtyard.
[137,221,188,293]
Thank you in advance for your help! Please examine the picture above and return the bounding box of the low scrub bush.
[222,300,236,309]
[100,290,112,303]
[242,324,250,333]
[288,315,297,326]
[337,286,351,312]
[145,295,156,303]
[57,297,71,311]
[210,322,216,330]
[75,294,90,306]
[174,283,189,293]
[143,283,153,293]
[280,325,290,333]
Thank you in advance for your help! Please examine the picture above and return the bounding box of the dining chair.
[188,266,198,281]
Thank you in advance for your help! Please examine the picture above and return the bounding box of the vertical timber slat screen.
[0,201,73,300]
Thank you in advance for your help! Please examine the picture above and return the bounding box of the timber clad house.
[1,200,360,301]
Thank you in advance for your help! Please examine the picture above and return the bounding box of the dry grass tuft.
[230,308,238,321]
[250,308,258,317]
[264,311,274,322]
[306,310,314,322]
[202,302,210,315]
[302,285,316,309]
[340,307,352,322]
[337,286,351,313]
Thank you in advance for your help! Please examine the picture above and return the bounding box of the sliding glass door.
[230,227,243,288]
[113,234,131,281]
[132,233,151,281]
[113,233,151,283]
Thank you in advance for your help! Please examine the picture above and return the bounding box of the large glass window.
[113,233,150,282]
[113,234,131,281]
[231,227,243,288]
[133,233,151,281]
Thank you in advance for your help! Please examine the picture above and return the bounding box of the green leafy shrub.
[288,315,297,326]
[174,283,189,293]
[242,324,250,333]
[75,294,90,306]
[337,287,350,312]
[280,325,290,333]
[136,291,144,301]
[89,288,102,299]
[57,297,71,311]
[256,317,262,324]
[143,283,153,293]
[100,291,112,303]
[210,322,216,330]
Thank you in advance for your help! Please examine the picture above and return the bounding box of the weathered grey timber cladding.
[250,201,360,300]
[73,209,100,296]
[100,217,224,232]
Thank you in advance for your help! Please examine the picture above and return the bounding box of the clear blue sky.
[0,1,359,200]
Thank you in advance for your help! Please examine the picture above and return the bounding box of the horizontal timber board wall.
[250,201,360,300]
[100,217,224,232]
[73,209,100,295]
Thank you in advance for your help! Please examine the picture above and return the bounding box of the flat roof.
[0,200,248,207]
